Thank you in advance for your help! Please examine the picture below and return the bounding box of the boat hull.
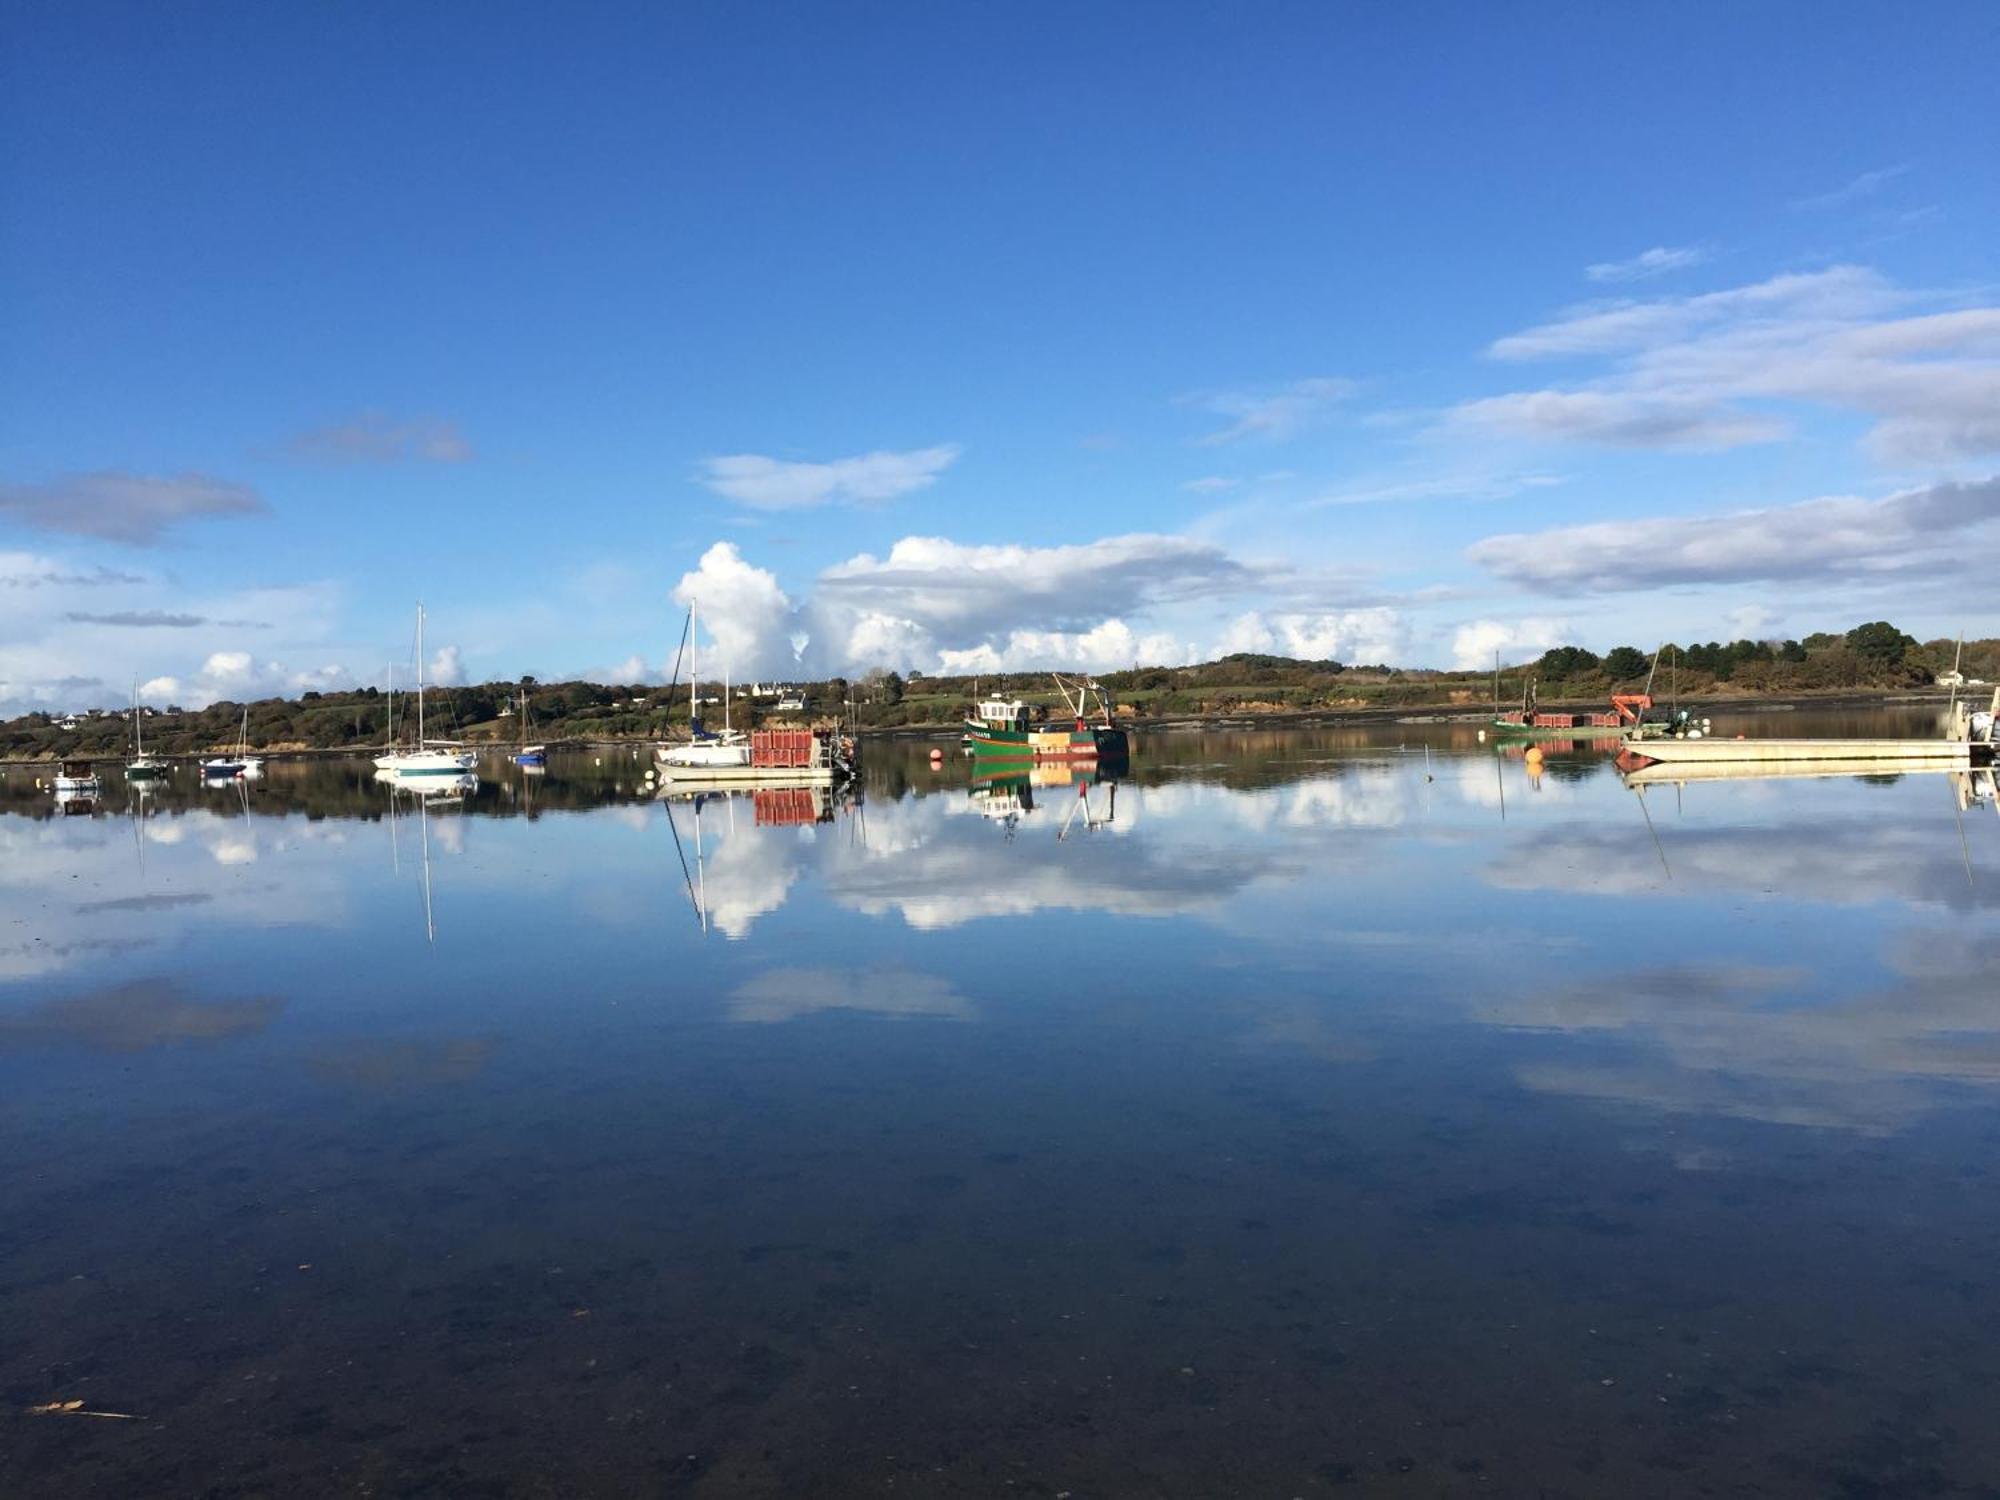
[374,750,478,774]
[966,725,1128,761]
[1624,735,1980,765]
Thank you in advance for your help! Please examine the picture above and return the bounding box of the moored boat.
[53,759,101,794]
[655,600,752,770]
[655,727,855,787]
[125,683,165,780]
[374,604,478,776]
[202,706,265,779]
[964,675,1128,763]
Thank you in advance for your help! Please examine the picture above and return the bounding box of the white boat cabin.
[972,698,1031,732]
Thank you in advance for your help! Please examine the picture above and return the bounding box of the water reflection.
[7,722,2000,1493]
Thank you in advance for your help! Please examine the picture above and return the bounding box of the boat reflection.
[970,764,1121,840]
[372,769,479,802]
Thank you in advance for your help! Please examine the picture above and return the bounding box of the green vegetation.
[3,622,1989,762]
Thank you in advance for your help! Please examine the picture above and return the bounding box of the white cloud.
[1304,471,1566,508]
[0,566,348,714]
[427,644,465,687]
[936,619,1192,675]
[672,541,795,676]
[1450,616,1577,671]
[1585,245,1708,283]
[818,533,1263,639]
[694,444,961,510]
[286,412,472,464]
[1461,265,2000,462]
[1195,377,1356,444]
[1217,608,1408,665]
[1789,164,1911,212]
[1455,391,1788,450]
[0,471,266,544]
[1467,476,2000,594]
[1488,266,1899,360]
[1725,604,1782,641]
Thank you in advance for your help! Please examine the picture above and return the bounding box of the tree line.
[2,621,1986,759]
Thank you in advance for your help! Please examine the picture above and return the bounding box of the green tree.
[1536,645,1601,679]
[1845,620,1915,665]
[1602,646,1648,680]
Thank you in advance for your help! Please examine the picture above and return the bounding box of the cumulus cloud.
[0,471,266,543]
[1467,476,2000,594]
[286,412,473,464]
[427,644,465,687]
[1195,377,1356,444]
[819,533,1264,640]
[1450,616,1577,670]
[1460,265,2000,461]
[141,650,352,709]
[674,531,1326,678]
[936,620,1193,676]
[695,444,961,510]
[1217,608,1409,665]
[1585,245,1708,283]
[672,541,796,676]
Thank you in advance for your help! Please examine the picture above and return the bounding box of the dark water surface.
[6,712,2000,1496]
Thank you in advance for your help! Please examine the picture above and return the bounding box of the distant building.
[1938,670,1967,687]
[59,715,79,730]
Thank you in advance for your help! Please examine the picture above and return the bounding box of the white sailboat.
[655,601,750,770]
[201,705,264,779]
[374,603,478,776]
[125,681,165,780]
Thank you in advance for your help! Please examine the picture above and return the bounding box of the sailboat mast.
[132,680,143,757]
[416,603,426,751]
[688,601,699,730]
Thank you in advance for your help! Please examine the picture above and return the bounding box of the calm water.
[6,710,2000,1496]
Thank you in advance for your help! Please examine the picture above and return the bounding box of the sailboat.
[374,603,478,776]
[512,686,546,767]
[655,601,750,770]
[125,682,165,780]
[201,706,264,779]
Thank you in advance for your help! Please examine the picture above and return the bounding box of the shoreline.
[0,687,1967,769]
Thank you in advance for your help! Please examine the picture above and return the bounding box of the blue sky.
[3,1,1997,709]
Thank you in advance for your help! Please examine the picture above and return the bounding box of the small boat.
[374,603,478,776]
[125,683,165,780]
[201,706,264,779]
[655,600,751,770]
[512,687,546,766]
[963,675,1128,763]
[53,759,101,794]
